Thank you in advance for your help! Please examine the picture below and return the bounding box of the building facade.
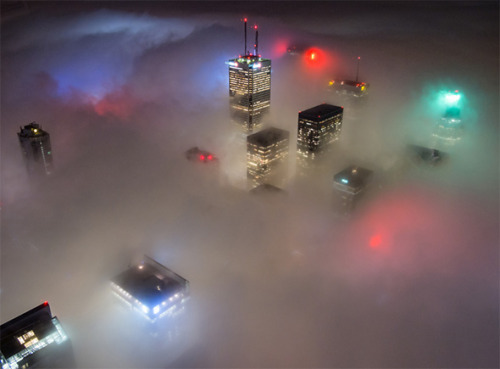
[227,56,271,133]
[0,302,74,369]
[333,165,373,215]
[18,122,53,176]
[432,107,463,143]
[247,127,289,188]
[297,103,343,164]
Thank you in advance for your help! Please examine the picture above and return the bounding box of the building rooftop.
[247,127,289,147]
[227,55,271,68]
[337,80,367,87]
[250,183,286,195]
[18,122,49,138]
[408,145,447,165]
[333,165,373,190]
[111,256,189,320]
[299,104,343,121]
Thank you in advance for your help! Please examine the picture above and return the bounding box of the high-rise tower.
[297,103,343,163]
[18,122,53,176]
[227,19,271,134]
[247,127,289,188]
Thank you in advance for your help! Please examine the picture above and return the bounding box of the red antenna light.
[43,301,48,306]
[207,154,213,161]
[200,154,205,161]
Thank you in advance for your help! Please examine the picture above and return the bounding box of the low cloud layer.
[1,2,498,368]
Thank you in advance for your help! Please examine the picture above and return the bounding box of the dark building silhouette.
[111,256,190,322]
[333,165,373,215]
[297,104,343,167]
[18,122,53,176]
[247,127,289,188]
[0,302,74,369]
[227,19,271,133]
[408,145,447,166]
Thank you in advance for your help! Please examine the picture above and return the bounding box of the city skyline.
[1,2,498,368]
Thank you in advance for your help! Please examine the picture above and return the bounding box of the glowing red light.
[303,47,330,70]
[200,154,205,161]
[207,154,213,161]
[43,301,48,306]
[244,18,247,22]
[369,234,382,248]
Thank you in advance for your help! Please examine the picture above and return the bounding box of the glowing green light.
[444,91,461,104]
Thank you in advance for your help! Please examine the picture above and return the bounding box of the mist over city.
[1,2,498,368]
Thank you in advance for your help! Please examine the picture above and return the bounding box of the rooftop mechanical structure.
[0,302,74,369]
[111,256,189,322]
[227,19,271,134]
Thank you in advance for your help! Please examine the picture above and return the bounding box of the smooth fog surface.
[1,2,498,368]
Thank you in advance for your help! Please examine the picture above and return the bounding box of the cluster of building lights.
[2,317,68,369]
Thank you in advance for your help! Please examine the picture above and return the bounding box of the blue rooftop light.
[341,178,349,184]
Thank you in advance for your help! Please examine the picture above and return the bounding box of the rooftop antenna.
[356,56,361,82]
[243,18,248,55]
[254,24,259,56]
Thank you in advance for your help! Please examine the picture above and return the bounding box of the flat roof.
[18,122,49,138]
[338,80,367,87]
[247,127,289,147]
[111,256,188,309]
[333,165,373,189]
[299,104,343,121]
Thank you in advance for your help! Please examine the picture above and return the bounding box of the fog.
[1,2,498,368]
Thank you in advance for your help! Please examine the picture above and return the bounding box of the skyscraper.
[227,19,271,133]
[247,127,289,188]
[0,301,74,369]
[333,165,373,215]
[18,122,53,176]
[297,103,343,163]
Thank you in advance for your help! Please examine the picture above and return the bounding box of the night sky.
[1,1,498,368]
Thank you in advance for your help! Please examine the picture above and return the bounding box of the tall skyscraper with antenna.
[227,19,271,134]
